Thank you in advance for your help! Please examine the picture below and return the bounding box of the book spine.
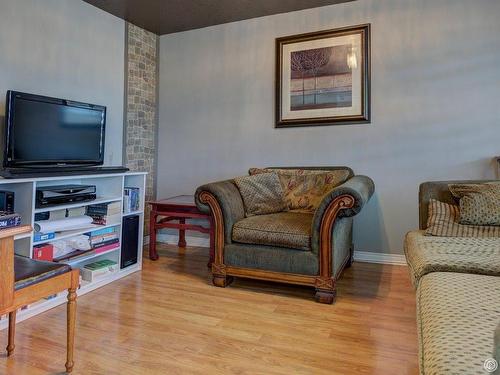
[132,188,140,211]
[33,232,56,242]
[92,238,119,249]
[0,216,21,229]
[89,227,115,237]
[86,208,110,215]
[90,234,119,245]
[94,242,120,254]
[123,189,131,213]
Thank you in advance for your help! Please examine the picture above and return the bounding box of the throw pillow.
[234,172,286,216]
[448,183,500,226]
[248,168,350,212]
[426,199,500,237]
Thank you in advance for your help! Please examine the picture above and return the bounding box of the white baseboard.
[353,251,406,265]
[155,233,210,248]
[149,234,407,266]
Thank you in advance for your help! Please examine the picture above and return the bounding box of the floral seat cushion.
[232,211,313,251]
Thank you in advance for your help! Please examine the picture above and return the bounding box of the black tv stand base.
[0,166,129,179]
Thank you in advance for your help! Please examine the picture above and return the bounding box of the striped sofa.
[405,180,500,375]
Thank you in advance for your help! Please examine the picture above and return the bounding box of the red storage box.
[33,244,54,261]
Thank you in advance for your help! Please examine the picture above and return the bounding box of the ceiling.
[83,0,355,35]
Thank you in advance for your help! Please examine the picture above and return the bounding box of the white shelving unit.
[0,171,146,329]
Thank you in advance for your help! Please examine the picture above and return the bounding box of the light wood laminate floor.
[0,244,418,375]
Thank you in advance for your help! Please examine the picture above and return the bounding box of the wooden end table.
[148,195,214,266]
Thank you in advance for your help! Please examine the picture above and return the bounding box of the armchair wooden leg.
[315,277,336,304]
[315,289,336,304]
[6,310,16,356]
[65,284,77,373]
[211,264,233,288]
[212,274,233,288]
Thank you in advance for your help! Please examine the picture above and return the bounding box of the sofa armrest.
[195,180,245,244]
[311,175,375,256]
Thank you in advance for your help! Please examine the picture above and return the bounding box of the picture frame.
[275,24,371,128]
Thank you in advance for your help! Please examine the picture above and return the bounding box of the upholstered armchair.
[195,167,374,304]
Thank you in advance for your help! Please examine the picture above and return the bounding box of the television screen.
[4,91,106,167]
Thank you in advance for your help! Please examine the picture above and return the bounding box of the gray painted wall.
[0,0,125,165]
[158,0,500,255]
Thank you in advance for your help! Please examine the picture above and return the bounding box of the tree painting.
[290,45,352,110]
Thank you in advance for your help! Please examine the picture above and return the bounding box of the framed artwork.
[275,24,370,128]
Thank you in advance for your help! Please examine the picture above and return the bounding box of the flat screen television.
[3,90,106,168]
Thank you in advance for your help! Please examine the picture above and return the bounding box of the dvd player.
[36,184,97,208]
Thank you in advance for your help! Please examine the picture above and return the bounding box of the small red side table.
[148,195,214,265]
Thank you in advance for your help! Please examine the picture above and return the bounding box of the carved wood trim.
[211,263,226,276]
[225,266,316,286]
[198,191,225,267]
[314,277,335,291]
[318,195,355,279]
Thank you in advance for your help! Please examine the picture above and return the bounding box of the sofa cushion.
[224,243,319,275]
[234,172,286,216]
[404,230,500,286]
[426,199,500,237]
[249,168,350,212]
[232,211,313,251]
[417,272,500,375]
[449,183,500,226]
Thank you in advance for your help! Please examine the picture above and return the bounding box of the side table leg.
[178,218,187,247]
[149,212,159,260]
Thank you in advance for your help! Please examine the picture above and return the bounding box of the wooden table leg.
[7,310,16,356]
[65,271,78,374]
[178,218,187,248]
[149,211,159,260]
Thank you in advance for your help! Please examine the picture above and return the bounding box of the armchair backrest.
[267,166,354,179]
[0,226,32,310]
[418,180,498,229]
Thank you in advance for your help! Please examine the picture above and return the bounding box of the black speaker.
[0,191,15,213]
[121,215,139,269]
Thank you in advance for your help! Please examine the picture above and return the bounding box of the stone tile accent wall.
[124,23,158,235]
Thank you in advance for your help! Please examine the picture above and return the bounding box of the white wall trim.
[155,233,210,248]
[148,234,407,266]
[353,251,406,266]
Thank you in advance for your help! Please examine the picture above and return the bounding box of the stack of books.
[81,259,119,282]
[123,187,140,213]
[0,211,21,229]
[86,202,121,225]
[53,248,93,263]
[86,227,120,254]
[33,232,55,242]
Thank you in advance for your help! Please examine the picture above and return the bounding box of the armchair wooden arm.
[198,191,229,286]
[315,195,355,303]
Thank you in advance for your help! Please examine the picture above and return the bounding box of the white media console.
[0,171,146,329]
